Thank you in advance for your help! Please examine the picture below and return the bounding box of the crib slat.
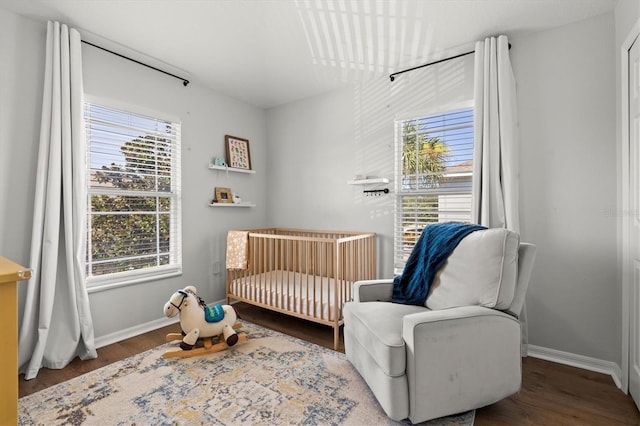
[305,240,310,318]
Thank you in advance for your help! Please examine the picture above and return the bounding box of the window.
[84,101,182,287]
[394,107,473,273]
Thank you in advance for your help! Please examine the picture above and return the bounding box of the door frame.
[621,17,640,395]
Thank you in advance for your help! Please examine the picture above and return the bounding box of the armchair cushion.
[343,301,427,377]
[426,228,519,310]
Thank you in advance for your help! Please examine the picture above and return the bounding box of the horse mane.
[185,287,207,309]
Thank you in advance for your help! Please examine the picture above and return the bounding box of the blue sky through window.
[418,108,473,170]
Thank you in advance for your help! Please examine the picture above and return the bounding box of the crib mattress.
[229,269,343,321]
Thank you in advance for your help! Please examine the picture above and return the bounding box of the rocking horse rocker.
[162,285,248,358]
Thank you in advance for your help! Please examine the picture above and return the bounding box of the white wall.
[511,13,618,365]
[267,12,621,368]
[0,9,268,342]
[0,9,44,265]
[266,55,475,278]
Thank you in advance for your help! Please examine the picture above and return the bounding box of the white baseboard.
[93,297,227,349]
[527,345,623,391]
[94,316,180,349]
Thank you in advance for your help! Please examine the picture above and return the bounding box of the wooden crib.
[226,228,377,349]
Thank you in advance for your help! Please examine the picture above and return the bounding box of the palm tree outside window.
[394,107,474,273]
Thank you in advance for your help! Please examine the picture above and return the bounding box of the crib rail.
[226,228,376,349]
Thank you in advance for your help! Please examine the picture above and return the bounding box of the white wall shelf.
[208,164,256,174]
[208,202,256,208]
[208,163,255,206]
[347,178,389,185]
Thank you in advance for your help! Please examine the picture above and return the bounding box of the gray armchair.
[343,228,536,423]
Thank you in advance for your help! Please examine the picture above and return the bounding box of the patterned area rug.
[19,321,474,425]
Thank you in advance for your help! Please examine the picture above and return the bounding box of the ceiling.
[1,0,619,108]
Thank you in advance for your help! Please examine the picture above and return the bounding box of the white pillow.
[426,228,519,310]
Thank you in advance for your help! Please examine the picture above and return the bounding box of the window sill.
[86,265,182,294]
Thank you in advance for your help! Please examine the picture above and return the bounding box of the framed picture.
[215,187,232,203]
[225,135,252,170]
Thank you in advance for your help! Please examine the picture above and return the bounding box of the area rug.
[19,321,474,425]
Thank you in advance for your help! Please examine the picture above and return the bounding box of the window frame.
[394,102,474,274]
[84,96,182,292]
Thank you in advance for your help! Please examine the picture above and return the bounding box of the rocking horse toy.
[162,285,248,358]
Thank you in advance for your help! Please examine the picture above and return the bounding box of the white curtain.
[19,21,97,380]
[472,35,519,230]
[471,35,528,354]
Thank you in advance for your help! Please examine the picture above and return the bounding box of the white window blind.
[84,102,182,284]
[394,107,474,273]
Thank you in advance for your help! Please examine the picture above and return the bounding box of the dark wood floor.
[20,303,640,425]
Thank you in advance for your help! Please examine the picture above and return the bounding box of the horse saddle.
[204,304,225,323]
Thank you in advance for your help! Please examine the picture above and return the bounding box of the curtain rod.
[81,40,190,87]
[389,43,511,82]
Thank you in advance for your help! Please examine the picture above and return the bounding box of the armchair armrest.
[403,305,518,328]
[401,306,522,423]
[352,279,394,302]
